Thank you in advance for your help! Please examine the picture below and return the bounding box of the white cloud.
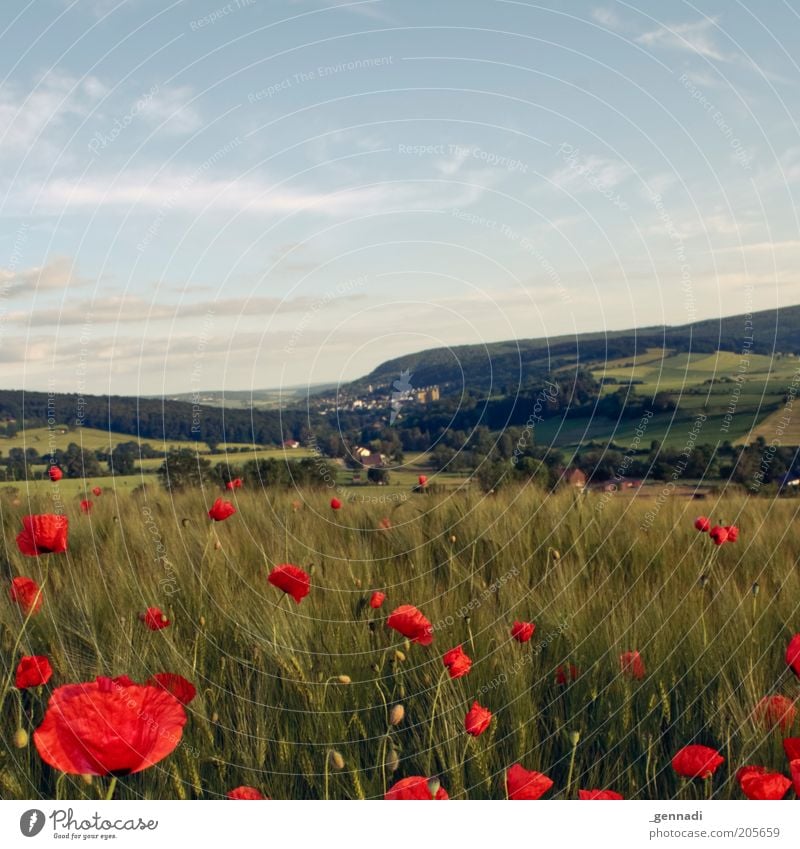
[0,256,90,297]
[636,18,730,62]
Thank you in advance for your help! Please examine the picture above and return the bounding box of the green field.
[1,485,798,800]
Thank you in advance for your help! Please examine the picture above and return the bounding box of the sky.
[1,0,800,396]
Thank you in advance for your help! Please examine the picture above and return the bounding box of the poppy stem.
[0,570,49,706]
[565,733,579,798]
[425,668,449,773]
[105,776,117,801]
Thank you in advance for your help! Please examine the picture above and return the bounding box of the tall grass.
[1,484,798,799]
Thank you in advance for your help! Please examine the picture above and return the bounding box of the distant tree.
[158,449,212,491]
[367,467,390,485]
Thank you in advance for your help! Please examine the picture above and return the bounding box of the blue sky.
[1,0,799,395]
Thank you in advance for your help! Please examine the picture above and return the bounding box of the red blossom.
[671,744,724,779]
[33,676,186,775]
[48,466,63,482]
[464,701,492,737]
[386,604,433,646]
[227,786,266,799]
[620,650,646,679]
[10,577,44,615]
[736,765,791,800]
[268,564,311,604]
[786,633,800,678]
[442,645,472,679]
[148,673,196,705]
[385,776,449,800]
[16,514,69,556]
[208,498,236,522]
[754,695,796,732]
[694,516,711,532]
[15,655,53,689]
[330,497,342,510]
[369,591,386,609]
[555,664,580,685]
[506,764,553,800]
[578,788,624,800]
[511,621,535,643]
[140,607,170,630]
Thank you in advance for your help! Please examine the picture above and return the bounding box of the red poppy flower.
[620,650,646,679]
[16,514,69,556]
[48,466,63,482]
[227,478,243,490]
[671,744,724,779]
[330,497,342,510]
[369,591,386,609]
[111,675,136,687]
[754,695,796,731]
[709,525,728,545]
[736,765,791,800]
[208,498,236,522]
[791,760,800,796]
[725,525,739,542]
[385,776,449,800]
[506,764,553,800]
[140,606,170,630]
[442,645,472,679]
[80,500,93,513]
[511,621,535,643]
[784,738,800,762]
[227,786,267,799]
[555,664,580,685]
[464,701,492,737]
[10,577,44,614]
[387,604,433,646]
[33,676,186,775]
[378,517,392,530]
[694,516,711,532]
[268,564,310,604]
[15,655,53,689]
[418,475,428,486]
[578,788,624,800]
[148,673,196,705]
[786,634,800,677]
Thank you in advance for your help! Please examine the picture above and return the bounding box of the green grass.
[0,485,798,800]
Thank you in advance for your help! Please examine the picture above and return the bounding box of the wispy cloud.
[0,256,90,297]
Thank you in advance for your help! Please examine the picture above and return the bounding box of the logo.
[19,810,46,837]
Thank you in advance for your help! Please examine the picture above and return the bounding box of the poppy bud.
[569,730,581,746]
[214,540,222,550]
[427,776,441,798]
[80,774,93,786]
[182,518,191,527]
[329,750,345,770]
[12,728,28,748]
[199,616,206,627]
[371,663,380,673]
[463,615,471,625]
[385,747,400,773]
[751,582,760,597]
[699,574,709,589]
[394,650,406,662]
[552,549,561,560]
[354,578,362,588]
[337,675,351,684]
[211,712,219,723]
[404,639,411,652]
[389,704,405,726]
[449,535,457,543]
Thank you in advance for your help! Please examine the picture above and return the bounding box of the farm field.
[1,485,798,800]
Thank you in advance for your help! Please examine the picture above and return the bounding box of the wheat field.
[1,483,798,800]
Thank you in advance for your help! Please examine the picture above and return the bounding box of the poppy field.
[1,483,799,801]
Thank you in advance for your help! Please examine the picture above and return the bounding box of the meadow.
[1,480,798,801]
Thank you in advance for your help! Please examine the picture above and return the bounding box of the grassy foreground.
[0,484,798,800]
